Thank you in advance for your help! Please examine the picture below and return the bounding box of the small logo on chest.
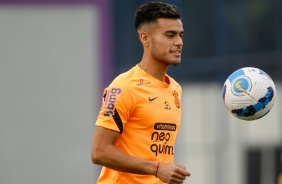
[149,97,158,102]
[164,101,171,110]
[136,79,151,86]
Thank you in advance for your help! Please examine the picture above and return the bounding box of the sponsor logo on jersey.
[164,101,171,110]
[103,87,122,117]
[173,90,181,109]
[150,123,176,157]
[136,79,151,86]
[154,123,176,131]
[149,97,158,102]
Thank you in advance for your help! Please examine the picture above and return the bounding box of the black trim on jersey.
[103,90,107,101]
[113,109,123,134]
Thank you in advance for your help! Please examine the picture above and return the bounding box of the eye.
[167,34,174,38]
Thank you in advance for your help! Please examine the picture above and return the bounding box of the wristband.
[155,162,160,178]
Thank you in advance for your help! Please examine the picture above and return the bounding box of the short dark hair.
[134,1,181,32]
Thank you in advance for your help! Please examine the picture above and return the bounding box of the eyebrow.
[165,30,184,34]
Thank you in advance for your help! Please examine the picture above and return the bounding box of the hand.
[157,162,191,184]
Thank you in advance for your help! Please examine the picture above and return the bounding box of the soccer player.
[91,2,191,184]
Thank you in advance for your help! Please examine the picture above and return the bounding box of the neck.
[138,55,169,84]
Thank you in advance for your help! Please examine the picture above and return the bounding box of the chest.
[129,86,181,128]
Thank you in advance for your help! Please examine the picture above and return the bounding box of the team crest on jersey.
[103,87,122,117]
[173,90,181,109]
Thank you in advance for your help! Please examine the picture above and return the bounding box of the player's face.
[150,18,184,66]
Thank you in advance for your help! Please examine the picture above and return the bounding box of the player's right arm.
[91,126,191,184]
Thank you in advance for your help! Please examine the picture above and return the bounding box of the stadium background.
[0,0,281,183]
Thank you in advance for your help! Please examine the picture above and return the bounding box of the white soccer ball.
[222,67,276,121]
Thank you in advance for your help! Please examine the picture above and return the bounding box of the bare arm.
[91,126,191,183]
[91,126,158,174]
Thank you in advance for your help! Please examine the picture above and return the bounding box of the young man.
[91,2,191,184]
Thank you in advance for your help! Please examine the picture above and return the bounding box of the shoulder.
[109,67,139,90]
[103,67,141,114]
[106,66,143,99]
[167,75,182,90]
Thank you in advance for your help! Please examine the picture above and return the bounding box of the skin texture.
[91,18,191,184]
[138,18,184,83]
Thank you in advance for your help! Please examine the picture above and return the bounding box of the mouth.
[170,50,181,57]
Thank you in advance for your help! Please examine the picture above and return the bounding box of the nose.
[174,35,183,46]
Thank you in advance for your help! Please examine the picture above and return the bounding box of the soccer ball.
[222,67,276,121]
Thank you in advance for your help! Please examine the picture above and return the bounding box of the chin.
[170,60,181,66]
[159,57,181,66]
[171,63,180,66]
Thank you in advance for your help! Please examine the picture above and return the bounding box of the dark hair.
[134,1,181,32]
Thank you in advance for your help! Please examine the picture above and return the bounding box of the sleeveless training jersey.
[95,64,182,184]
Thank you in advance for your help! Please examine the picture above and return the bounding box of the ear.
[139,32,150,46]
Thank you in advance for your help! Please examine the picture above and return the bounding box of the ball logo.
[231,76,253,98]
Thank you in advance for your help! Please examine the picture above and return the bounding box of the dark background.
[113,0,282,84]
